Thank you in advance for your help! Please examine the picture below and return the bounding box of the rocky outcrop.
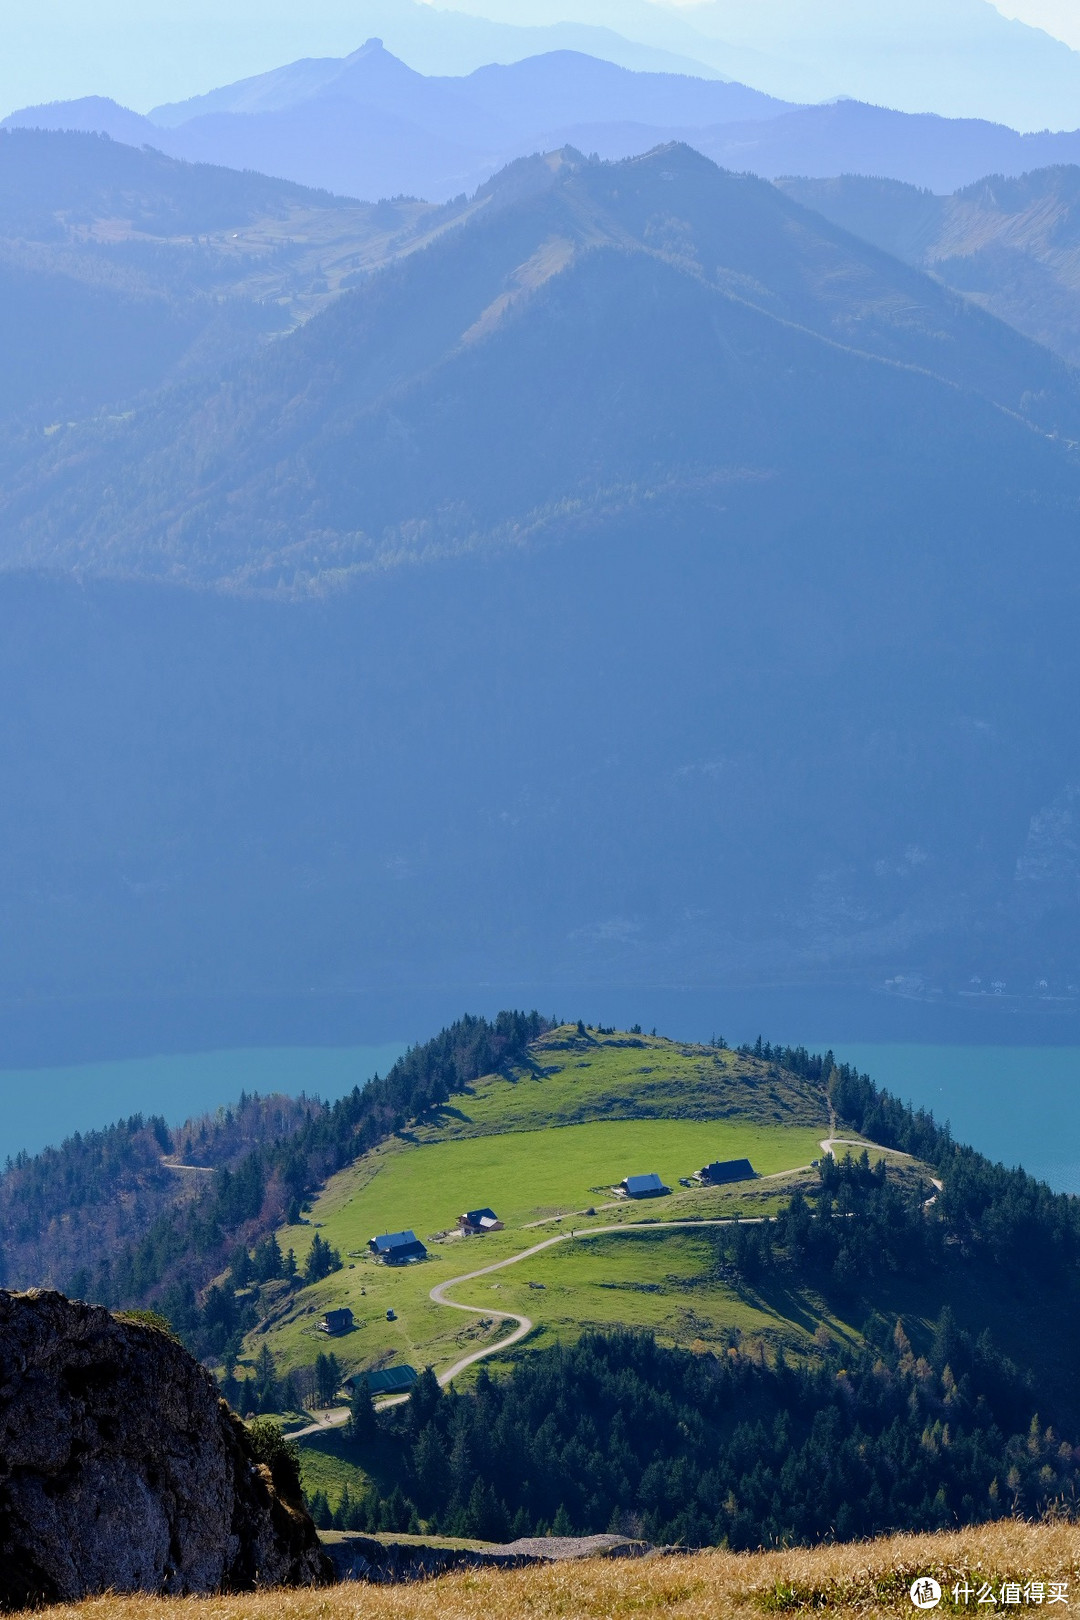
[325,1532,660,1583]
[0,1290,331,1610]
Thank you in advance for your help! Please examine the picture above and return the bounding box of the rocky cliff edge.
[0,1289,332,1609]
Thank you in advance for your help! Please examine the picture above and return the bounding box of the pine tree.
[304,1232,343,1283]
[348,1379,377,1443]
[465,1478,509,1542]
[413,1423,450,1504]
[307,1489,332,1530]
[314,1350,342,1407]
[253,1342,279,1411]
[408,1365,443,1431]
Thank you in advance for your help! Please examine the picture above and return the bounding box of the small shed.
[459,1207,503,1234]
[699,1159,756,1185]
[348,1364,418,1397]
[318,1307,354,1335]
[621,1172,668,1199]
[368,1229,428,1263]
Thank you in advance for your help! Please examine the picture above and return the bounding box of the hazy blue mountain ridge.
[779,166,1080,368]
[149,41,790,128]
[5,44,789,204]
[448,0,1080,130]
[696,101,1080,192]
[0,0,732,119]
[7,0,1080,131]
[15,41,1080,204]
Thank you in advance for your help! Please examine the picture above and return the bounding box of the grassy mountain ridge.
[6,1012,1080,1549]
[224,1026,1080,1417]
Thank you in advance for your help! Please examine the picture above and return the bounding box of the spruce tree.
[348,1379,377,1443]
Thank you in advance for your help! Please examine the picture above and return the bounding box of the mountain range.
[6,0,1080,133]
[8,141,1080,584]
[458,0,1080,129]
[1,136,1080,1023]
[0,0,729,122]
[12,42,1080,205]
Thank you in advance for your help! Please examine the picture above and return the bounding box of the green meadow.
[446,1224,859,1355]
[255,1112,825,1385]
[307,1115,826,1245]
[421,1029,829,1138]
[242,1029,844,1431]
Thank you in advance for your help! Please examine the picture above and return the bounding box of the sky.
[985,0,1080,47]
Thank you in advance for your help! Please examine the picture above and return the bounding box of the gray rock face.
[0,1290,331,1609]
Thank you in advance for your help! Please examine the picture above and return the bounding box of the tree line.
[61,1011,549,1339]
[318,1321,1078,1547]
[734,1039,1080,1285]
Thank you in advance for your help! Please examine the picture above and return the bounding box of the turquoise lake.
[4,1013,1080,1197]
[0,1043,406,1164]
[828,1043,1080,1194]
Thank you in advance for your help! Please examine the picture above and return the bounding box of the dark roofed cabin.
[348,1364,419,1397]
[621,1172,668,1198]
[368,1229,428,1263]
[699,1158,756,1185]
[458,1208,503,1234]
[318,1307,354,1334]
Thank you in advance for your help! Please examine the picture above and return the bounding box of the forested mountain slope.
[4,143,1080,587]
[781,165,1080,368]
[0,129,465,421]
[0,1093,320,1295]
[0,1015,549,1299]
[0,147,1079,996]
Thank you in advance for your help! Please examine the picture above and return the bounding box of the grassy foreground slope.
[32,1522,1080,1620]
[249,1029,833,1387]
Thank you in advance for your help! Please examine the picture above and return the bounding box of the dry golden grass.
[25,1522,1080,1620]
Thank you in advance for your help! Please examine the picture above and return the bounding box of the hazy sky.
[992,0,1080,47]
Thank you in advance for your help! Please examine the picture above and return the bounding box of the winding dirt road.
[286,1212,775,1434]
[278,1133,946,1439]
[288,1147,904,1435]
[427,1214,775,1387]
